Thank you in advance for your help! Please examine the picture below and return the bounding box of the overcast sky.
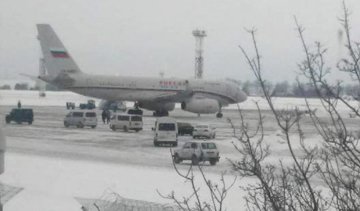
[1,0,360,83]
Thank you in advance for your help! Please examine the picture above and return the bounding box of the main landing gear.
[134,102,140,109]
[153,110,169,117]
[216,105,223,118]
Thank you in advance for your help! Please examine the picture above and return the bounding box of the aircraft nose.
[237,90,247,103]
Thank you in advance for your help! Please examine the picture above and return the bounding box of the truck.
[5,108,34,124]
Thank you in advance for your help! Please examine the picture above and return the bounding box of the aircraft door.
[182,80,190,92]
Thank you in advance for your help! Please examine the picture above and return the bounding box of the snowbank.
[0,90,101,107]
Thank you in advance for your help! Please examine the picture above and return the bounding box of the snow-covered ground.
[0,90,359,210]
[3,153,251,211]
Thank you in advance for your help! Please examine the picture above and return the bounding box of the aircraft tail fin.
[36,24,82,79]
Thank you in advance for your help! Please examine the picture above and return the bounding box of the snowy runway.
[0,91,359,210]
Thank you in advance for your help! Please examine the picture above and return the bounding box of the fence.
[76,190,180,211]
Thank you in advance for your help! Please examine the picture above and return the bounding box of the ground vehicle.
[153,117,178,147]
[66,102,76,109]
[64,110,97,128]
[109,113,143,132]
[126,108,143,115]
[173,141,220,165]
[177,122,194,136]
[5,108,34,124]
[79,99,96,110]
[192,124,216,139]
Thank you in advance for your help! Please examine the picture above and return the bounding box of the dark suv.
[177,122,194,136]
[5,108,34,124]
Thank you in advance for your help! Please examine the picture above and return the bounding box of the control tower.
[192,29,206,79]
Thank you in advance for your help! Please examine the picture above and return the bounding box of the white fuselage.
[61,73,245,106]
[36,24,247,114]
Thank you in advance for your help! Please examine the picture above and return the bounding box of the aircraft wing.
[154,89,193,102]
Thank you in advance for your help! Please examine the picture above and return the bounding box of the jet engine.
[181,98,219,114]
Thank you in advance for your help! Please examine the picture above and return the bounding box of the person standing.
[101,110,106,124]
[106,110,111,124]
[17,100,21,109]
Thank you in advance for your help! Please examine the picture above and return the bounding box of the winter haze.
[1,0,360,82]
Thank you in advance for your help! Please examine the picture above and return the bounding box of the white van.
[64,110,97,128]
[153,117,178,147]
[109,113,143,132]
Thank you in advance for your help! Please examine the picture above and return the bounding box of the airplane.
[36,24,247,117]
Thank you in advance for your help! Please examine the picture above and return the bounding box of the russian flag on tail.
[50,49,69,58]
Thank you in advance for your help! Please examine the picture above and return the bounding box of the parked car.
[5,108,34,124]
[79,99,96,110]
[153,117,178,147]
[109,113,143,132]
[192,124,216,139]
[172,141,220,165]
[177,122,194,136]
[64,110,97,128]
